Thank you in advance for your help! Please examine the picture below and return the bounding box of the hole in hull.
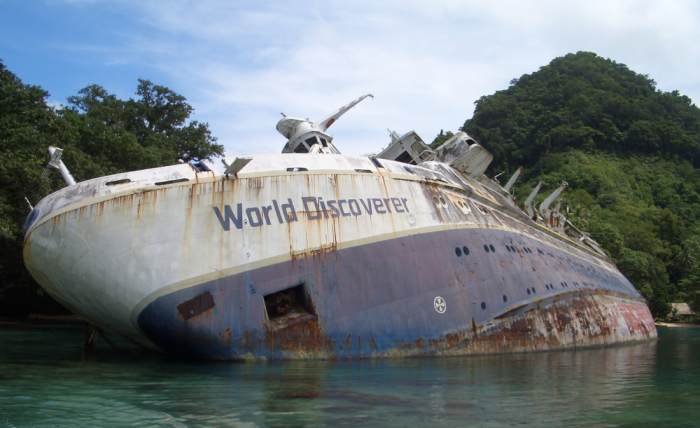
[264,284,317,330]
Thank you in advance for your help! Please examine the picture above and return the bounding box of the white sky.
[20,0,700,156]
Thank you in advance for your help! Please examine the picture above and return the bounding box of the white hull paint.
[23,154,655,356]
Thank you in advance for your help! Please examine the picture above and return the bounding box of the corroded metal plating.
[23,154,657,359]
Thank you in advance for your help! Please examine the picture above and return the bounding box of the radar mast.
[276,94,373,154]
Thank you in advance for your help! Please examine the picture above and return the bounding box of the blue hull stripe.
[137,228,645,359]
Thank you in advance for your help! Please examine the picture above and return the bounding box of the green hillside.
[0,61,223,317]
[450,52,700,317]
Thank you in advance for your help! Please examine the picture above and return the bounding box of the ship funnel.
[276,93,373,155]
[524,181,542,219]
[42,146,76,186]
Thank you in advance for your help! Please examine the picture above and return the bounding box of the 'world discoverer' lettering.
[213,196,409,231]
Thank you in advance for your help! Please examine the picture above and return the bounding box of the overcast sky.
[2,0,699,156]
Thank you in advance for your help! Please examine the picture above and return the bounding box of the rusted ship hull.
[22,154,657,359]
[138,228,655,359]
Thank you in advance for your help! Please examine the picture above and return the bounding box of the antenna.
[42,146,76,186]
[387,128,400,144]
[276,93,374,155]
[318,94,373,131]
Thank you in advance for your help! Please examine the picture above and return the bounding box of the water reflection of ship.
[252,340,660,426]
[23,94,656,359]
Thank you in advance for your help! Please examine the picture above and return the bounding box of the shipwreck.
[22,95,656,359]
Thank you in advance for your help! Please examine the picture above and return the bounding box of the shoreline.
[655,321,700,328]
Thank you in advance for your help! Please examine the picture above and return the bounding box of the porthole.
[455,247,462,257]
[489,244,495,252]
[483,244,490,252]
[481,302,486,310]
[462,246,470,255]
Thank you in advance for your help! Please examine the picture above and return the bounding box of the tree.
[449,52,700,317]
[0,60,224,316]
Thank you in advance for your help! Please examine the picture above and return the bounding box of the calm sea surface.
[0,325,698,427]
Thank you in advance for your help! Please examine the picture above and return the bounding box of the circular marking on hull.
[434,296,446,314]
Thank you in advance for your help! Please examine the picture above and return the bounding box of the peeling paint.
[23,154,657,359]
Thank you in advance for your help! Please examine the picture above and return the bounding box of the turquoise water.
[0,325,698,427]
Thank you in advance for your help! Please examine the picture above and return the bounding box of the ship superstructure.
[22,96,656,359]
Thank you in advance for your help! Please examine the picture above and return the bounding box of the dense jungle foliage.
[436,52,700,317]
[0,60,223,317]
